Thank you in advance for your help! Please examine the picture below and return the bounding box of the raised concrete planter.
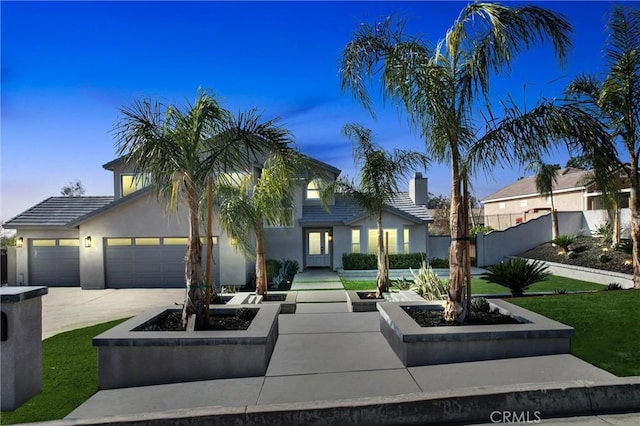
[93,304,280,389]
[347,290,425,312]
[378,299,574,367]
[227,292,297,313]
[1,286,48,411]
[515,256,634,289]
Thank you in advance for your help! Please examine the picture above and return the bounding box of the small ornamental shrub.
[471,297,490,313]
[480,258,551,297]
[565,250,576,259]
[551,234,575,251]
[617,239,633,254]
[593,222,613,245]
[409,261,448,301]
[469,225,495,237]
[606,282,623,291]
[392,276,412,290]
[553,289,568,295]
[598,253,612,263]
[266,259,282,283]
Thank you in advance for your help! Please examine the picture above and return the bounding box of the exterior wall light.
[16,237,24,248]
[84,236,92,248]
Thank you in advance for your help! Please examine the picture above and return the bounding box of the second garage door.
[105,237,220,288]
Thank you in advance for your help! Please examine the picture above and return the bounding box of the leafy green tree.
[60,180,85,197]
[528,161,561,239]
[341,3,609,320]
[114,89,292,328]
[322,124,427,297]
[216,149,314,295]
[565,6,640,288]
[565,155,592,170]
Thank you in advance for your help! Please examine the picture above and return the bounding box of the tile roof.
[299,193,433,226]
[4,196,114,228]
[482,168,590,202]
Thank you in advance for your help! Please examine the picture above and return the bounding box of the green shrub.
[565,250,576,259]
[280,258,299,281]
[469,225,495,237]
[598,253,611,263]
[553,289,568,295]
[593,222,613,244]
[551,234,575,251]
[471,297,490,313]
[266,259,281,283]
[606,282,623,291]
[392,276,412,290]
[409,261,448,301]
[341,252,444,270]
[480,258,551,297]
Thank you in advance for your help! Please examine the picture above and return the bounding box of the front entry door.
[306,230,331,268]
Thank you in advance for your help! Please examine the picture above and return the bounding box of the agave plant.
[480,258,551,297]
[551,234,575,251]
[409,261,448,301]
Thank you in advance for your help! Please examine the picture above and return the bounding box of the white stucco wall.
[263,184,305,271]
[79,192,248,288]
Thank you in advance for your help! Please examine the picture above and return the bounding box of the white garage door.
[105,237,220,288]
[29,239,80,286]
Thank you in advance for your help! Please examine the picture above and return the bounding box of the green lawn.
[511,290,639,377]
[341,275,604,294]
[1,318,128,425]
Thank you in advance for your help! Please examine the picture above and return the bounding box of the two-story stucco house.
[5,156,433,289]
[482,167,632,230]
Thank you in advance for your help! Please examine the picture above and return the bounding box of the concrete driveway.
[42,288,185,339]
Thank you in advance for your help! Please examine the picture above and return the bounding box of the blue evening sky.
[1,1,634,222]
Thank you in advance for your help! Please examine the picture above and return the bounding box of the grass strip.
[1,318,128,425]
[511,290,639,377]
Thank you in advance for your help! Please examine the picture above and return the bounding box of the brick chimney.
[409,172,428,205]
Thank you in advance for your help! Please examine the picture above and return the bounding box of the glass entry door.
[306,229,331,268]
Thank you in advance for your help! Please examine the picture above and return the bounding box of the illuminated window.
[163,237,188,245]
[135,238,160,246]
[308,232,322,255]
[106,238,132,246]
[351,229,360,253]
[121,174,149,197]
[306,180,321,199]
[403,228,410,254]
[32,240,56,247]
[368,229,397,254]
[59,239,80,247]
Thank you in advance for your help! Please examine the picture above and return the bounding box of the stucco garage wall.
[13,229,79,286]
[79,192,247,289]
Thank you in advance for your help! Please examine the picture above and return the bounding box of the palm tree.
[341,3,611,320]
[323,124,428,298]
[114,89,292,328]
[528,161,561,239]
[216,148,313,295]
[565,6,640,288]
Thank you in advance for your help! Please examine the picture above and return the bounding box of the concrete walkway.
[64,295,638,424]
[290,268,344,290]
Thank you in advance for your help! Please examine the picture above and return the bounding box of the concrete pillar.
[0,286,48,411]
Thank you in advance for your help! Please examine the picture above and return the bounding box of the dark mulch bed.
[263,294,287,302]
[358,291,383,300]
[402,306,521,327]
[519,236,633,275]
[139,309,257,332]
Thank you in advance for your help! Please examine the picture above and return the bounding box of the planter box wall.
[378,300,574,367]
[94,304,280,389]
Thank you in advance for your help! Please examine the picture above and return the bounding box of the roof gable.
[482,168,590,203]
[4,196,114,228]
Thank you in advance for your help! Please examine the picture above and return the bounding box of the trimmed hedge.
[342,253,448,270]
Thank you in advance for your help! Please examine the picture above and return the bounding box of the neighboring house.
[5,158,433,289]
[482,167,632,230]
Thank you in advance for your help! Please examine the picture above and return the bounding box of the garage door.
[105,237,220,288]
[29,239,80,286]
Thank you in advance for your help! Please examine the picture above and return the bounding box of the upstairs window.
[306,180,321,200]
[121,174,149,197]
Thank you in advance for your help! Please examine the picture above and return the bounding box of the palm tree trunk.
[445,154,465,322]
[255,226,268,295]
[630,163,640,289]
[182,183,206,329]
[550,191,559,240]
[376,212,388,298]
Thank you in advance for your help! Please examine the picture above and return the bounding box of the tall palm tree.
[528,161,561,239]
[323,124,428,298]
[114,89,292,328]
[216,148,314,295]
[341,3,611,320]
[565,6,640,288]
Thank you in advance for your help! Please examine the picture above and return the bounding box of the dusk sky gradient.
[1,1,636,224]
